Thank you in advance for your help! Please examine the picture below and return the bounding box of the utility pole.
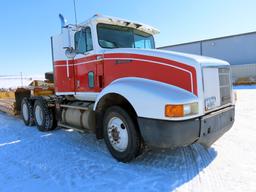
[20,72,23,87]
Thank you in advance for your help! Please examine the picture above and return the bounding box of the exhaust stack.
[59,14,67,32]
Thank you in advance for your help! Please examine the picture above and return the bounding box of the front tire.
[21,97,34,126]
[33,98,56,132]
[103,106,141,162]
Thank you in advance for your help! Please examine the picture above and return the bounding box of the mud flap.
[198,106,235,148]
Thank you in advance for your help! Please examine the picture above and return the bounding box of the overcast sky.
[1,0,256,75]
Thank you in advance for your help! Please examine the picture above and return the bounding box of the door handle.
[76,80,80,88]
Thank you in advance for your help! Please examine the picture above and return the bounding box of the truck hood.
[103,48,229,67]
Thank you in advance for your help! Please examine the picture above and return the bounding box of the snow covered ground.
[0,88,256,192]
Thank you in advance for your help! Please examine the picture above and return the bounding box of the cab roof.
[80,14,160,35]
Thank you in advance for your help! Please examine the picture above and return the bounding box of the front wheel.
[103,106,141,162]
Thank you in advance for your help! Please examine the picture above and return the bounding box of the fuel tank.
[61,102,96,131]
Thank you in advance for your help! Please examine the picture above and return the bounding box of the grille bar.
[219,67,232,105]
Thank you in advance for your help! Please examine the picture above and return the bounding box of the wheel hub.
[107,117,128,152]
[35,105,43,126]
[111,126,120,142]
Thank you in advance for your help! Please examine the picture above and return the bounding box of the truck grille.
[219,67,232,105]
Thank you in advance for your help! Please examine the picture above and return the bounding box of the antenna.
[73,0,78,26]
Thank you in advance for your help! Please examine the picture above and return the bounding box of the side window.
[74,27,93,54]
[85,28,93,51]
[74,30,86,53]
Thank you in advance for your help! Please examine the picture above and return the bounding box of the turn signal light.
[165,105,184,117]
[165,102,198,118]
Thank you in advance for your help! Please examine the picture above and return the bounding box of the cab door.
[52,29,76,94]
[73,27,103,98]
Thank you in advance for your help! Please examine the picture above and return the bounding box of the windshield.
[97,23,155,49]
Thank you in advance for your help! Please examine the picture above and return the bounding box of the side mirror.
[64,47,76,59]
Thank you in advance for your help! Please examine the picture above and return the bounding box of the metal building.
[159,32,256,82]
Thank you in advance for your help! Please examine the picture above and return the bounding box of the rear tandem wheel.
[21,97,34,126]
[33,98,56,132]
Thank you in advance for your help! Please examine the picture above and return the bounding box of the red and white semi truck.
[21,14,235,162]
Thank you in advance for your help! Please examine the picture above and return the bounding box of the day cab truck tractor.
[20,14,235,162]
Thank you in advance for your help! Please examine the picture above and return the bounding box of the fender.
[94,77,199,121]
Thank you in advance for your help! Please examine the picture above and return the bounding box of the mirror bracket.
[64,47,76,59]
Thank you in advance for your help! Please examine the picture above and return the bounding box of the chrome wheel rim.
[107,117,128,152]
[22,103,29,121]
[35,105,43,126]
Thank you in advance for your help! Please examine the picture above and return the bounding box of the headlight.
[165,102,198,117]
